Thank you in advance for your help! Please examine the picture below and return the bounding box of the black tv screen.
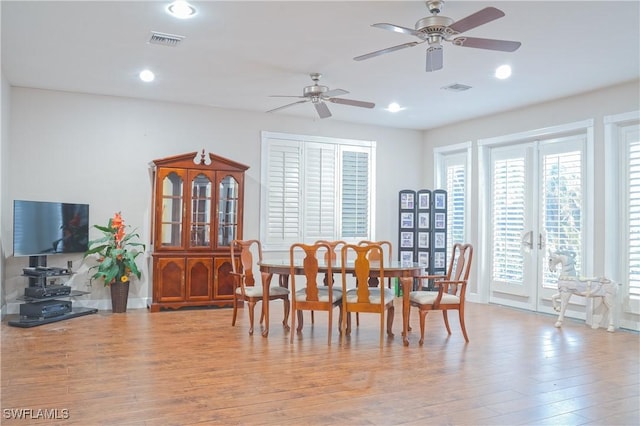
[13,200,89,257]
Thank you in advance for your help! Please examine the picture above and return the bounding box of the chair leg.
[248,301,256,335]
[296,310,304,333]
[356,313,360,327]
[311,311,315,324]
[346,312,352,335]
[327,309,332,346]
[338,305,343,335]
[232,296,238,326]
[458,308,469,342]
[442,310,452,335]
[283,299,291,331]
[419,310,428,346]
[386,305,395,337]
[379,312,384,348]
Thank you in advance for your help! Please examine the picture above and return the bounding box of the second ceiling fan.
[354,0,521,72]
[267,73,375,119]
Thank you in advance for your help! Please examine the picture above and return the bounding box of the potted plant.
[83,212,145,312]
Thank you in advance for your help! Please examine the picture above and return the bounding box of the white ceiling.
[2,1,639,130]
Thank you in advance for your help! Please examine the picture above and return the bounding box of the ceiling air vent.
[441,83,472,92]
[149,31,185,47]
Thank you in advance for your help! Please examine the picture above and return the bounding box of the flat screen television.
[13,200,89,257]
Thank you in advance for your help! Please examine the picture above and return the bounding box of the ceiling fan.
[267,73,375,119]
[354,0,521,72]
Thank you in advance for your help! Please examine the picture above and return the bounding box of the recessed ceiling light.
[139,69,155,82]
[386,102,405,113]
[167,1,196,19]
[495,65,512,80]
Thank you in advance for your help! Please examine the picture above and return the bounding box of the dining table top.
[258,259,425,277]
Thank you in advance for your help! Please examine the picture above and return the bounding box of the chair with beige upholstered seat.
[409,243,473,345]
[341,242,395,347]
[358,240,393,288]
[230,239,290,336]
[290,242,343,345]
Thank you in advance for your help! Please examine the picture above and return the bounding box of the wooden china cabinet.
[149,150,248,311]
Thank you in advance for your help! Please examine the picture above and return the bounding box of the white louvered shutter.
[627,128,640,300]
[304,143,337,240]
[341,149,370,238]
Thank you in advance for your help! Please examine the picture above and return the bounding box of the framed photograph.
[434,251,446,269]
[418,212,430,229]
[434,232,445,249]
[418,252,429,268]
[434,212,446,229]
[400,231,414,248]
[400,212,414,229]
[418,192,430,209]
[400,192,414,210]
[418,232,430,248]
[435,192,446,210]
[400,251,413,263]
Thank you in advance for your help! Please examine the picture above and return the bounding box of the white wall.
[4,87,423,312]
[422,79,640,301]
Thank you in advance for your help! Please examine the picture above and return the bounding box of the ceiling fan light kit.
[354,1,521,72]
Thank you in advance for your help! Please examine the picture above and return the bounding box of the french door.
[488,135,588,315]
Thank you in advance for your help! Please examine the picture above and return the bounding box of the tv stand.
[8,268,97,328]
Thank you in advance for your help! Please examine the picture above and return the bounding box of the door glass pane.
[492,157,526,283]
[218,176,238,246]
[161,172,183,246]
[190,173,211,248]
[541,150,582,288]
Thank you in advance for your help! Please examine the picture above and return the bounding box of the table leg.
[401,276,412,346]
[261,272,273,337]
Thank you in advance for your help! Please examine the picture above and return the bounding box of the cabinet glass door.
[190,173,212,248]
[218,175,238,246]
[160,171,184,247]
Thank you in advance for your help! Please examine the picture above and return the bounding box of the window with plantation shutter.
[628,137,640,300]
[492,155,526,283]
[342,149,370,238]
[445,159,466,258]
[261,132,375,250]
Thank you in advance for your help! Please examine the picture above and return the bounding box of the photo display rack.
[398,189,447,291]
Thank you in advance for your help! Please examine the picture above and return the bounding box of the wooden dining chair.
[310,240,346,324]
[290,242,343,345]
[409,243,473,345]
[358,240,393,288]
[341,243,395,347]
[230,239,290,336]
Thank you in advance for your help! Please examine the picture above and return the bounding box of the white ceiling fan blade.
[452,36,521,52]
[328,97,375,109]
[372,22,421,37]
[266,99,308,113]
[449,7,505,34]
[314,101,332,119]
[354,41,421,61]
[426,46,443,72]
[324,88,348,97]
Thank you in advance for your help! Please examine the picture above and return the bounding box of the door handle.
[521,231,533,252]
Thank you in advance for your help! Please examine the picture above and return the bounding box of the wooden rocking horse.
[548,251,616,332]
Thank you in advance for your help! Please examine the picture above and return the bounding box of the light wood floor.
[1,300,639,425]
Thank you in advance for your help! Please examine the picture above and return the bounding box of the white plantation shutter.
[341,149,370,238]
[304,143,336,239]
[627,130,640,299]
[492,156,526,283]
[445,156,466,259]
[261,132,375,249]
[541,148,583,288]
[264,140,301,246]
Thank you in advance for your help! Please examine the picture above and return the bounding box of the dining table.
[258,259,424,345]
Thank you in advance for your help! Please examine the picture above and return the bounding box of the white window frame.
[433,141,472,247]
[605,110,640,330]
[260,131,376,251]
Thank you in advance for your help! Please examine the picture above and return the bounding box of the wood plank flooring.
[1,301,639,425]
